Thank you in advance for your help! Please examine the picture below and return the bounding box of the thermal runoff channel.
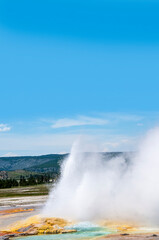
[44,128,159,225]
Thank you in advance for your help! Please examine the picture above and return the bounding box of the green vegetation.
[8,170,36,179]
[0,178,18,188]
[0,184,49,197]
[0,153,67,196]
[0,154,67,172]
[32,159,61,168]
[0,173,58,189]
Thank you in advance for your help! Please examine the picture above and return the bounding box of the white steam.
[43,128,159,224]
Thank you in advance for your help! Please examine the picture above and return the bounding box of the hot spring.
[13,222,113,240]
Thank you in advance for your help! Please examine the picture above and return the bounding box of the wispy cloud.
[101,136,137,152]
[0,132,137,156]
[98,113,144,122]
[0,112,154,155]
[1,152,19,157]
[0,133,78,156]
[51,116,108,129]
[0,124,11,132]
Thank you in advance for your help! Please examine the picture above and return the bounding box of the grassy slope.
[7,170,39,179]
[30,159,62,168]
[0,154,67,171]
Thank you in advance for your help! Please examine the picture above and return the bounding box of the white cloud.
[0,133,78,155]
[51,116,108,128]
[101,136,137,152]
[0,124,11,132]
[0,132,137,156]
[115,114,143,122]
[42,113,145,131]
[1,152,19,157]
[98,113,144,123]
[0,113,147,155]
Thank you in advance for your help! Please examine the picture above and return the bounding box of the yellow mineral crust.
[99,220,138,233]
[0,208,34,216]
[2,216,76,236]
[6,215,41,232]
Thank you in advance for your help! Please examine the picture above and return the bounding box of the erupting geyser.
[43,128,159,225]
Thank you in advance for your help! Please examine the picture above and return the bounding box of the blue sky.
[0,0,159,155]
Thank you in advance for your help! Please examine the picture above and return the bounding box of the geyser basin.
[13,221,112,240]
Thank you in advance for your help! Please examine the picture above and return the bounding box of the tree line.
[0,174,57,189]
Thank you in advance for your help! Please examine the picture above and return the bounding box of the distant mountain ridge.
[0,152,132,173]
[0,154,68,172]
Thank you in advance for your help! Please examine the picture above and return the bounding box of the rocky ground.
[100,233,159,240]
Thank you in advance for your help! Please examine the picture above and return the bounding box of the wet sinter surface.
[14,221,113,240]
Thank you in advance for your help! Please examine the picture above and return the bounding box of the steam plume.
[43,128,159,224]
